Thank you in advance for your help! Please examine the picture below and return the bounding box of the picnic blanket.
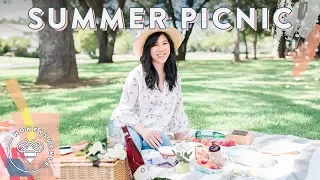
[147,132,320,180]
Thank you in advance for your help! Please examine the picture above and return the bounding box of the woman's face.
[150,34,171,65]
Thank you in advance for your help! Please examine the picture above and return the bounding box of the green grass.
[1,59,320,145]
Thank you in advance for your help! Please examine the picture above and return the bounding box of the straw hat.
[133,26,183,58]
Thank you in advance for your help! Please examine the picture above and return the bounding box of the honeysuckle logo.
[18,138,44,164]
[6,126,54,173]
[3,79,60,179]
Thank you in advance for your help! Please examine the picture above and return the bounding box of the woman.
[111,27,190,151]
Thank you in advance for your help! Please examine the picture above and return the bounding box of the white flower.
[85,141,103,158]
[97,154,104,159]
[114,144,124,151]
[100,149,107,154]
[119,149,127,160]
[85,142,126,160]
[106,144,127,160]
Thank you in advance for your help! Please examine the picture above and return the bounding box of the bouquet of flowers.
[84,138,126,161]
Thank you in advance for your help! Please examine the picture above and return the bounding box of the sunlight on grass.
[0,60,319,144]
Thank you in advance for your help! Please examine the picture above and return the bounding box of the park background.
[0,0,319,146]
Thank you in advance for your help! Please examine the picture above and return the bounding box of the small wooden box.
[225,129,254,145]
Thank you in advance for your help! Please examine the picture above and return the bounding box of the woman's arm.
[111,70,140,127]
[168,72,190,140]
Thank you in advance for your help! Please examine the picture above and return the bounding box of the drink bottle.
[106,120,123,147]
[195,130,225,139]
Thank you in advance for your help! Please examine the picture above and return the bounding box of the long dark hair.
[140,32,177,91]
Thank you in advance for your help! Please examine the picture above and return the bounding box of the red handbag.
[121,126,151,179]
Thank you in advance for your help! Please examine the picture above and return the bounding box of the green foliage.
[14,48,29,57]
[203,32,234,52]
[172,150,192,163]
[0,38,11,55]
[0,37,38,57]
[114,31,134,54]
[6,36,31,50]
[74,30,97,55]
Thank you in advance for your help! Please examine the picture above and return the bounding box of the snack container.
[191,160,223,175]
[141,147,177,168]
[195,145,209,160]
[156,146,177,168]
[225,129,254,145]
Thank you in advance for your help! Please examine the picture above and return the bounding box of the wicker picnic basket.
[35,153,132,180]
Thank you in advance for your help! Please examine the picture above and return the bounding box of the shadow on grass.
[183,84,320,139]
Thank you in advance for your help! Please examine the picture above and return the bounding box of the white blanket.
[145,132,320,180]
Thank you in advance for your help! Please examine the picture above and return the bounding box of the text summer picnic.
[28,7,293,31]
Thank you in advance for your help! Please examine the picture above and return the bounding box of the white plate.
[59,146,73,155]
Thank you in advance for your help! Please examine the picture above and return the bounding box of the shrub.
[114,31,134,54]
[74,30,97,55]
[14,48,29,57]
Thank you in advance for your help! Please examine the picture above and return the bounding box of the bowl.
[191,160,223,175]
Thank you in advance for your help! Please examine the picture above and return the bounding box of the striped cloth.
[148,132,320,180]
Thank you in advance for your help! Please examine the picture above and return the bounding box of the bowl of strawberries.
[192,158,223,175]
[192,138,236,147]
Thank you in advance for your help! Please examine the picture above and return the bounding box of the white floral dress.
[111,65,190,134]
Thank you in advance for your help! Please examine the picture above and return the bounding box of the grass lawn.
[0,59,320,145]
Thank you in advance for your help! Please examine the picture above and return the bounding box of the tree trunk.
[176,24,193,61]
[102,0,125,63]
[105,29,117,63]
[253,32,258,60]
[176,41,187,61]
[278,35,286,58]
[242,31,248,59]
[95,29,110,63]
[233,23,240,62]
[232,0,241,63]
[167,0,209,61]
[33,0,79,85]
[84,0,125,63]
[167,0,178,29]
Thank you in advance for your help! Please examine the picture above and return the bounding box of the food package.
[225,129,254,145]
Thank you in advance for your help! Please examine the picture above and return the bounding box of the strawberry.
[201,159,208,164]
[211,164,219,169]
[205,161,218,169]
[228,140,236,146]
[192,138,201,143]
[201,140,210,146]
[221,141,228,146]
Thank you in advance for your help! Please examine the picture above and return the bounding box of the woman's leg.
[159,132,172,146]
[126,127,143,151]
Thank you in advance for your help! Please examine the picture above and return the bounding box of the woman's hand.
[142,130,163,149]
[174,133,182,140]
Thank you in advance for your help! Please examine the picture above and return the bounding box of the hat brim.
[133,27,183,58]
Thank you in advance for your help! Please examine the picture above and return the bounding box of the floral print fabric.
[111,65,190,134]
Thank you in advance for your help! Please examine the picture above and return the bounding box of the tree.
[242,31,249,59]
[169,0,210,60]
[32,0,79,85]
[317,15,320,58]
[79,0,126,63]
[230,0,241,62]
